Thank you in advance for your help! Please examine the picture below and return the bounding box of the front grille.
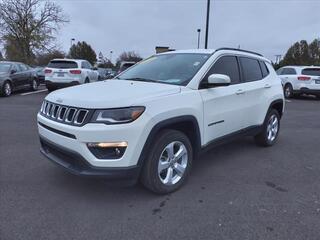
[40,100,91,126]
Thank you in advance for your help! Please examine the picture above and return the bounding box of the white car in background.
[277,66,320,99]
[44,59,100,92]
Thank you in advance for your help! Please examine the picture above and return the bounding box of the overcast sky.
[54,0,320,62]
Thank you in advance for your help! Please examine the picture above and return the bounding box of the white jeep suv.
[38,48,284,194]
[277,66,320,99]
[45,59,99,92]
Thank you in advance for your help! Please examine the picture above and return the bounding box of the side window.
[81,62,86,69]
[282,68,296,75]
[259,61,269,78]
[276,68,283,75]
[18,64,28,72]
[11,64,19,73]
[204,56,240,85]
[240,57,263,82]
[86,61,93,69]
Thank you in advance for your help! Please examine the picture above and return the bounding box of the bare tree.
[116,51,143,66]
[0,0,68,64]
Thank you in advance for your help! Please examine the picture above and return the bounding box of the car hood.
[46,80,181,108]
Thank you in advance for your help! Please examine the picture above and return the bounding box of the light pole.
[110,51,113,63]
[197,29,201,49]
[70,38,75,48]
[205,0,211,49]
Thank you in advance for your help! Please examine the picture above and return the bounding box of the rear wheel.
[255,109,280,147]
[30,79,39,91]
[141,130,193,194]
[1,81,12,97]
[284,84,293,99]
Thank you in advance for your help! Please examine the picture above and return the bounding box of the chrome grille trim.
[74,110,89,125]
[39,100,91,126]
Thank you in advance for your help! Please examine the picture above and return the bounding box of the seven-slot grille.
[40,101,90,126]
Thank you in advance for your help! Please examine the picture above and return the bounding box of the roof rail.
[215,48,263,57]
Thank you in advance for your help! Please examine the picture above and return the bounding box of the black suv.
[0,61,39,97]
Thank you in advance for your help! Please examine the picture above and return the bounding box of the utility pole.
[205,0,211,49]
[197,29,201,49]
[275,54,282,64]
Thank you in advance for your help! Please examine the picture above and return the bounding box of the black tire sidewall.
[141,130,193,194]
[2,81,11,97]
[284,84,293,98]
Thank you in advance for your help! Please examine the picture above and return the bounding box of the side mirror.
[92,67,98,71]
[207,74,231,87]
[11,69,17,74]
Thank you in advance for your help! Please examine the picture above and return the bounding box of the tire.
[254,109,280,147]
[0,81,12,97]
[30,79,39,91]
[316,95,320,100]
[283,84,293,99]
[47,86,56,92]
[84,78,90,84]
[98,76,102,81]
[141,129,193,194]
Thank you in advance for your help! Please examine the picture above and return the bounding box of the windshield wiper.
[122,77,159,83]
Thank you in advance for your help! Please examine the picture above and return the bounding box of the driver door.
[199,55,248,144]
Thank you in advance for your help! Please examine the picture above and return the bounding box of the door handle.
[264,84,272,89]
[235,89,245,95]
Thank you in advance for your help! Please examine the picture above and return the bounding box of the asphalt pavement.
[1,89,320,240]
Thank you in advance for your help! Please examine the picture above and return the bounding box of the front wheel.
[1,81,12,97]
[254,109,280,147]
[141,130,193,194]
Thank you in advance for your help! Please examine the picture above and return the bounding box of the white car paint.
[277,66,320,97]
[45,59,99,84]
[38,49,284,169]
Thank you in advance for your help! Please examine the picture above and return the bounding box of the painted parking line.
[20,89,47,96]
[285,100,291,103]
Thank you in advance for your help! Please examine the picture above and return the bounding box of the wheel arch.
[137,115,202,167]
[268,99,284,118]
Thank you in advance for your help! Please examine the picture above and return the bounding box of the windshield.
[117,53,210,86]
[0,63,11,73]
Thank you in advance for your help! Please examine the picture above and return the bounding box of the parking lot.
[1,90,320,240]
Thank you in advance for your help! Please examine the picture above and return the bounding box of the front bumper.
[40,137,140,179]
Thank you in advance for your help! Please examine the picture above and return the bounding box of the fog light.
[87,142,127,159]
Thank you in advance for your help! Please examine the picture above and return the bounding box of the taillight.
[44,69,52,74]
[297,76,311,81]
[70,70,82,74]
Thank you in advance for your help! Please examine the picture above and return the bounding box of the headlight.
[90,107,145,124]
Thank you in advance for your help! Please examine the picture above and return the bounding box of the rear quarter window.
[259,61,269,78]
[301,68,320,76]
[48,61,78,69]
[240,57,263,82]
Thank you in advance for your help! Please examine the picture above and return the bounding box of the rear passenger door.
[199,55,248,143]
[238,57,270,128]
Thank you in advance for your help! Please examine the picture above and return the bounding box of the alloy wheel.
[158,141,188,186]
[4,82,11,96]
[267,114,279,142]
